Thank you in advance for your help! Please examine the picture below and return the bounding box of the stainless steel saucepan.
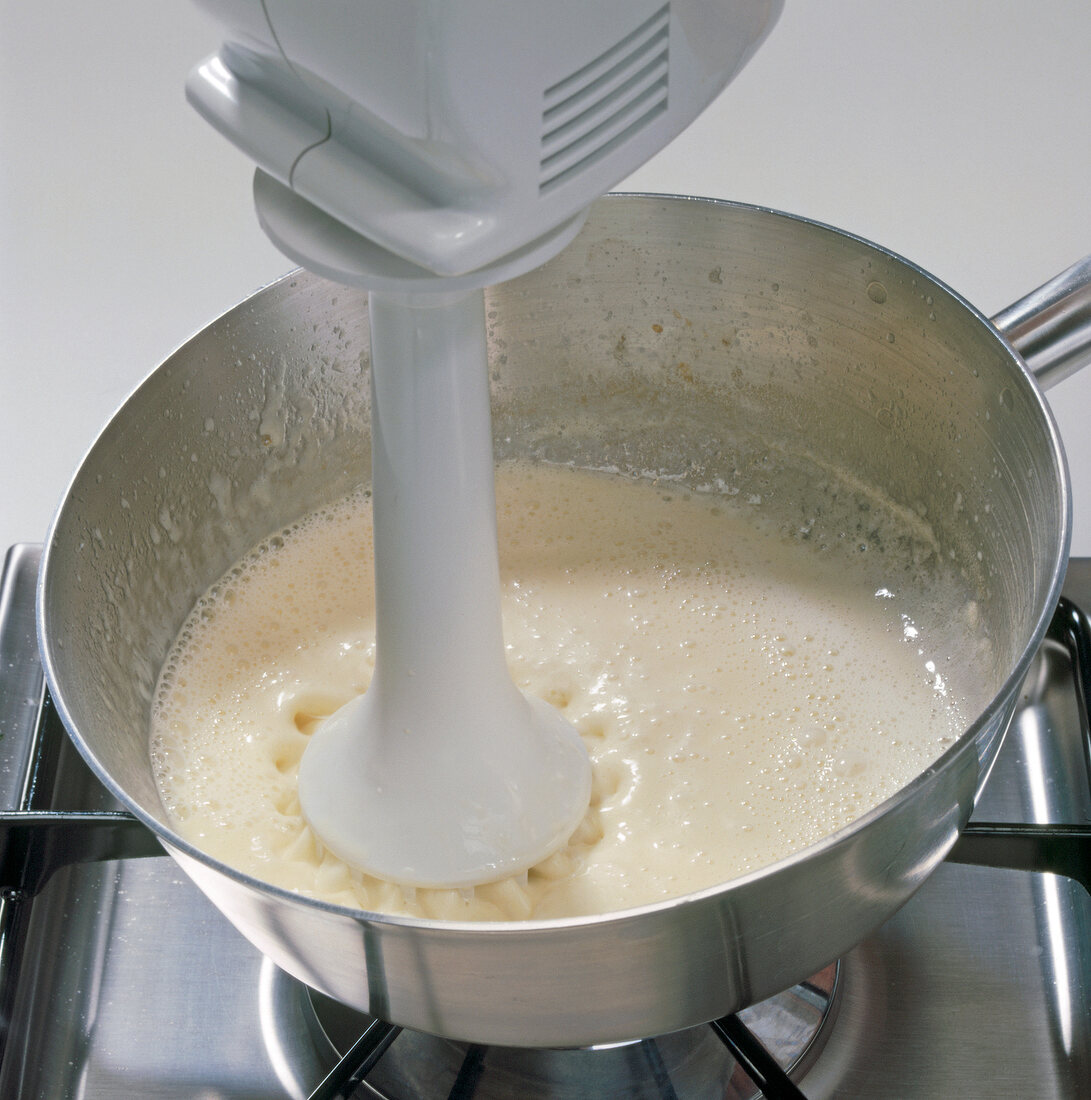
[37,196,1091,1047]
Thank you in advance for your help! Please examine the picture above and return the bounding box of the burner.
[299,966,838,1099]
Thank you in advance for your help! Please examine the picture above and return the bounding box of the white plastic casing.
[188,0,781,284]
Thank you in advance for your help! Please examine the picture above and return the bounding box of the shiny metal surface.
[0,547,44,809]
[992,255,1091,390]
[302,967,836,1098]
[800,556,1091,1097]
[37,197,1075,1044]
[2,553,1089,1095]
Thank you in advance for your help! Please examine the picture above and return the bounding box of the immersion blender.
[186,0,782,887]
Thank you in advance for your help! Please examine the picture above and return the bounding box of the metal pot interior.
[37,195,1068,1042]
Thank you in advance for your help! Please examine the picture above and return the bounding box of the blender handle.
[991,255,1091,391]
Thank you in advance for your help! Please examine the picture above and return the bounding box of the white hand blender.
[187,0,782,888]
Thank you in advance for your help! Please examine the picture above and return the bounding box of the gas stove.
[0,542,1088,1098]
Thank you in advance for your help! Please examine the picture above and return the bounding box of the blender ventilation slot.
[539,4,670,194]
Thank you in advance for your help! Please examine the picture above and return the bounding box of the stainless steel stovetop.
[0,543,1088,1099]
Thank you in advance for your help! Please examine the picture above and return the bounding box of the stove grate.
[710,1015,807,1100]
[308,1018,402,1100]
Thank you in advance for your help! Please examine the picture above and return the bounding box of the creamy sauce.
[150,462,972,920]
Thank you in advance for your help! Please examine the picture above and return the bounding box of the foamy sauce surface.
[150,462,973,920]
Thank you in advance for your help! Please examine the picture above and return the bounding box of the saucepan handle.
[991,255,1091,391]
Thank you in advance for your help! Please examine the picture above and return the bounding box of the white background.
[2,1,1089,556]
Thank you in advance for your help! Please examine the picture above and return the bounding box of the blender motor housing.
[187,0,782,284]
